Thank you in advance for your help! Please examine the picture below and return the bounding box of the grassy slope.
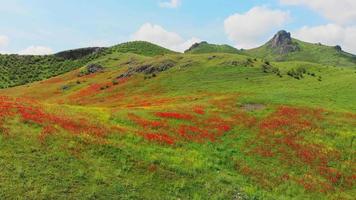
[185,42,240,54]
[245,39,356,67]
[108,41,177,57]
[0,41,175,89]
[0,50,355,199]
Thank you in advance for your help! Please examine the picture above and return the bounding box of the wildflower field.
[0,49,355,199]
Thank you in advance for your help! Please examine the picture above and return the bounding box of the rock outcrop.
[117,59,176,79]
[334,45,342,52]
[86,63,104,74]
[269,30,299,54]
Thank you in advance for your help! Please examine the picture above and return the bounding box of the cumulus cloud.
[0,35,9,48]
[224,6,290,49]
[280,0,356,25]
[131,23,201,52]
[293,24,356,53]
[18,46,54,55]
[280,0,356,54]
[159,0,181,8]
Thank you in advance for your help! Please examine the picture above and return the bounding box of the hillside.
[108,41,177,57]
[0,41,176,88]
[185,41,240,54]
[0,42,355,199]
[0,54,94,88]
[245,30,356,67]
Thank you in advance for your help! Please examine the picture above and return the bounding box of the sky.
[0,0,355,54]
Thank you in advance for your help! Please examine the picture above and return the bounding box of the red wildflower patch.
[128,113,168,129]
[129,108,234,145]
[0,96,114,140]
[193,106,205,115]
[178,125,216,142]
[245,105,351,192]
[69,79,130,104]
[70,84,103,100]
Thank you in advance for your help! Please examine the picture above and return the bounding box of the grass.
[108,41,177,57]
[245,39,356,67]
[0,41,175,89]
[185,42,240,54]
[0,47,355,199]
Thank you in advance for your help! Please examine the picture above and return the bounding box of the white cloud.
[0,35,9,48]
[280,0,356,54]
[293,24,356,54]
[159,0,181,8]
[280,0,356,25]
[18,46,54,55]
[224,6,290,49]
[131,23,201,52]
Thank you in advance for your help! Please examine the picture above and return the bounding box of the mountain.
[245,30,356,67]
[0,33,355,199]
[185,41,240,54]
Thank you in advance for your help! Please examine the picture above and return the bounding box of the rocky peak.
[269,30,299,54]
[271,30,292,48]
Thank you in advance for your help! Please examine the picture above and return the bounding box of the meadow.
[0,42,355,199]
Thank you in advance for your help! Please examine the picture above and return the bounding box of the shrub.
[287,67,308,79]
[261,64,281,77]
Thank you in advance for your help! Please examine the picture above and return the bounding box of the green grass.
[185,41,240,54]
[108,41,177,57]
[0,41,176,89]
[245,39,356,67]
[0,43,355,199]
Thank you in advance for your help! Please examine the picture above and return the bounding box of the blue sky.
[0,0,355,54]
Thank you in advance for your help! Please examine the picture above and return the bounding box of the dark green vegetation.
[185,41,240,54]
[0,54,91,88]
[0,31,355,200]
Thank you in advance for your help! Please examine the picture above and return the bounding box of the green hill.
[0,41,176,88]
[108,41,177,57]
[245,30,356,67]
[1,49,356,199]
[185,41,240,54]
[0,40,356,199]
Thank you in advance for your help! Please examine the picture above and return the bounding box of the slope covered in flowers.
[0,51,355,199]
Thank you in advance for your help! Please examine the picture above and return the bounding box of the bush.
[287,67,308,80]
[261,64,280,77]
